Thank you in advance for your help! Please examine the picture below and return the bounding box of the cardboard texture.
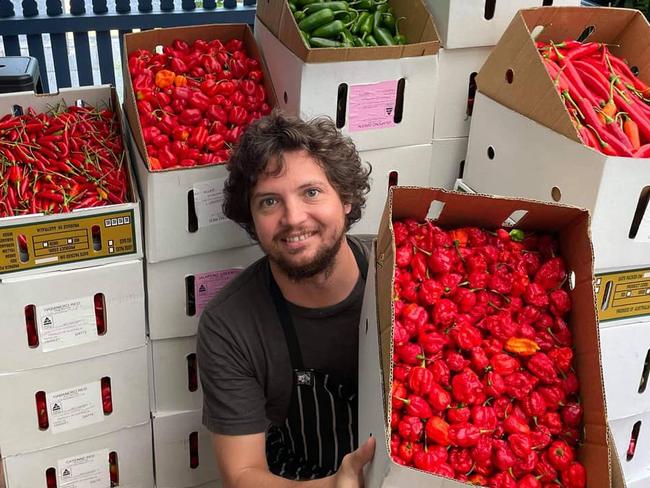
[595,267,650,325]
[434,47,491,139]
[610,425,628,488]
[430,137,468,189]
[255,18,439,152]
[0,86,142,278]
[610,410,650,484]
[123,23,277,173]
[1,422,153,488]
[425,0,580,49]
[463,92,650,273]
[0,345,149,457]
[126,120,254,263]
[0,259,146,373]
[256,0,439,64]
[152,409,220,488]
[601,319,650,420]
[150,336,203,413]
[145,245,263,340]
[476,6,650,145]
[353,144,433,235]
[358,187,610,487]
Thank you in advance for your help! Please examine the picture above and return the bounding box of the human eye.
[305,188,321,198]
[260,197,277,208]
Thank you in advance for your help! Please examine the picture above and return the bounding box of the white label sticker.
[194,268,243,317]
[37,296,97,352]
[47,381,104,434]
[193,178,227,229]
[57,448,110,488]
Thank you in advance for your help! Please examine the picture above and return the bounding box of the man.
[197,111,376,488]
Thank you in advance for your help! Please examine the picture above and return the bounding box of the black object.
[0,56,42,93]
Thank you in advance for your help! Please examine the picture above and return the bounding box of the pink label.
[194,268,242,317]
[348,80,398,132]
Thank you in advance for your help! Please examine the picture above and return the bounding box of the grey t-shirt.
[197,235,373,436]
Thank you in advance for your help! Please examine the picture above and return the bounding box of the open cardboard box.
[0,86,142,277]
[256,0,440,63]
[358,187,611,487]
[476,6,650,146]
[122,23,277,173]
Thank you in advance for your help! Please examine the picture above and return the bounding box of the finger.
[348,436,376,472]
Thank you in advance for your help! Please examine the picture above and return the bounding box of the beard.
[265,227,346,282]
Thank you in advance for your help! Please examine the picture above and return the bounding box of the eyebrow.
[251,181,327,202]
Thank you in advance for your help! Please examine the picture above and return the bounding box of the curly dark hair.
[223,110,371,241]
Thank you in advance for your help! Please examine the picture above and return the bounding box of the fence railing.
[0,0,256,92]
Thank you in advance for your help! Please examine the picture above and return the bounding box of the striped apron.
[265,240,368,480]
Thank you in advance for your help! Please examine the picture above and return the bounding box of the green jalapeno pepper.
[310,37,344,48]
[353,36,367,47]
[303,1,349,14]
[374,26,395,45]
[298,8,335,32]
[296,0,323,6]
[312,19,345,38]
[300,30,311,47]
[364,34,378,46]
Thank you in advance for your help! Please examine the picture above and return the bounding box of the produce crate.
[0,86,142,277]
[424,0,581,49]
[0,345,149,457]
[1,422,153,488]
[358,187,610,487]
[0,259,145,373]
[254,18,439,152]
[152,409,220,488]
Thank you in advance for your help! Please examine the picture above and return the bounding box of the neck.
[271,239,359,308]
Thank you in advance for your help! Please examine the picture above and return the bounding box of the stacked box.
[456,6,650,485]
[0,87,151,487]
[357,187,610,487]
[254,1,446,235]
[122,24,274,488]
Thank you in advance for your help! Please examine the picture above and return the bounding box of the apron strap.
[268,237,368,372]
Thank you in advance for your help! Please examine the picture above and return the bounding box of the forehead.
[255,149,330,190]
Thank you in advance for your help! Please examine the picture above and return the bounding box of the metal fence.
[0,0,256,92]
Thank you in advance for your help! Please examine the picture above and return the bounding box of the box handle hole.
[426,200,445,221]
[394,78,405,124]
[631,66,640,76]
[639,350,650,393]
[187,189,198,233]
[185,275,197,316]
[336,83,348,129]
[542,0,553,5]
[388,170,398,190]
[101,376,113,415]
[109,451,119,486]
[505,69,514,84]
[187,353,199,392]
[577,25,595,43]
[45,467,57,488]
[484,0,495,20]
[12,104,23,116]
[627,420,641,460]
[25,304,39,348]
[35,391,49,430]
[189,431,200,468]
[502,210,528,228]
[568,270,576,291]
[551,186,562,202]
[530,25,545,40]
[17,234,29,263]
[628,186,649,239]
[600,280,613,311]
[487,146,495,160]
[283,91,288,104]
[91,225,102,251]
[94,293,107,335]
[466,72,477,117]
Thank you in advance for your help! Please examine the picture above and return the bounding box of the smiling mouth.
[281,231,317,243]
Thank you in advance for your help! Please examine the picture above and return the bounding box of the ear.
[344,202,352,215]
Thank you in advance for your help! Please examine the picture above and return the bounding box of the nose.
[281,196,307,228]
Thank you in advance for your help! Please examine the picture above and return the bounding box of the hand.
[333,436,376,488]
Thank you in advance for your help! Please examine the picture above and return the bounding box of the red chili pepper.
[425,415,450,445]
[560,461,587,488]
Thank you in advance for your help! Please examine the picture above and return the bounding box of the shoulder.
[348,234,375,257]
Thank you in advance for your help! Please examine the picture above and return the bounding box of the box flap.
[476,6,650,143]
[256,0,440,63]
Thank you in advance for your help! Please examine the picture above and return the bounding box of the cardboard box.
[425,0,580,49]
[1,422,153,488]
[610,410,650,484]
[0,345,149,457]
[463,92,650,273]
[358,187,611,487]
[433,47,491,139]
[121,24,276,263]
[150,336,203,413]
[0,86,142,278]
[146,245,263,340]
[152,409,220,488]
[0,259,146,373]
[354,144,433,236]
[430,138,468,189]
[601,319,650,420]
[255,18,439,152]
[476,7,650,148]
[123,23,277,172]
[256,0,439,64]
[126,119,255,263]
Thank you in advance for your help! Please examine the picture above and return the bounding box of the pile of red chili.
[0,103,129,218]
[128,37,272,171]
[539,40,650,158]
[390,219,586,487]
